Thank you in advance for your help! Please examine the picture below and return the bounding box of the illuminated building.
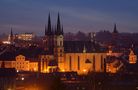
[0,55,38,72]
[106,46,122,57]
[39,13,107,74]
[129,48,137,64]
[106,56,124,73]
[15,33,35,41]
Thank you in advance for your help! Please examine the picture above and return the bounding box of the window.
[60,41,62,46]
[78,56,80,70]
[93,55,95,71]
[69,56,72,71]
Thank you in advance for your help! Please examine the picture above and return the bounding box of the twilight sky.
[0,0,138,35]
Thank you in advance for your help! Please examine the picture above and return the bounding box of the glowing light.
[83,69,87,72]
[2,41,11,44]
[21,77,24,81]
[44,69,48,73]
[61,69,65,72]
[34,68,37,71]
[16,70,19,73]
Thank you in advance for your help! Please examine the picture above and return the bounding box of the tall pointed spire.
[10,27,13,43]
[56,13,62,35]
[45,13,52,35]
[48,13,51,32]
[113,23,118,33]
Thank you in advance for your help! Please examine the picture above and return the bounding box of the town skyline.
[0,0,138,35]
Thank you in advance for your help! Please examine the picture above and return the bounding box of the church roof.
[64,41,103,53]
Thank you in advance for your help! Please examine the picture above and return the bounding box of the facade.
[129,49,137,64]
[15,33,35,41]
[40,14,107,74]
[0,55,38,72]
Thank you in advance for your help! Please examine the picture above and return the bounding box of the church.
[39,13,107,74]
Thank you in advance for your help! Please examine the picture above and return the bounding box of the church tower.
[44,13,54,53]
[113,24,118,34]
[8,28,14,44]
[54,13,64,71]
[129,45,137,64]
[112,24,119,46]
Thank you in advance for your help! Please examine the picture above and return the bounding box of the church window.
[69,56,72,71]
[101,55,103,70]
[78,56,80,70]
[93,55,95,71]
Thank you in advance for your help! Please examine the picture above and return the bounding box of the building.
[2,28,14,45]
[15,33,35,41]
[106,58,123,73]
[39,13,107,74]
[0,54,38,72]
[129,48,137,64]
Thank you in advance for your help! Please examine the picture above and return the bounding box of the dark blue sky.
[0,0,138,35]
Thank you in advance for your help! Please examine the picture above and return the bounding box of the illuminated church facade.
[39,14,107,74]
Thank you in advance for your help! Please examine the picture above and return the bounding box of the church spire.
[45,13,53,35]
[56,13,63,35]
[10,27,14,43]
[113,24,118,33]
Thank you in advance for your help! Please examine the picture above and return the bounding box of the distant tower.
[113,24,118,34]
[44,13,54,53]
[112,24,119,46]
[54,13,64,71]
[8,28,14,44]
[129,44,137,64]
